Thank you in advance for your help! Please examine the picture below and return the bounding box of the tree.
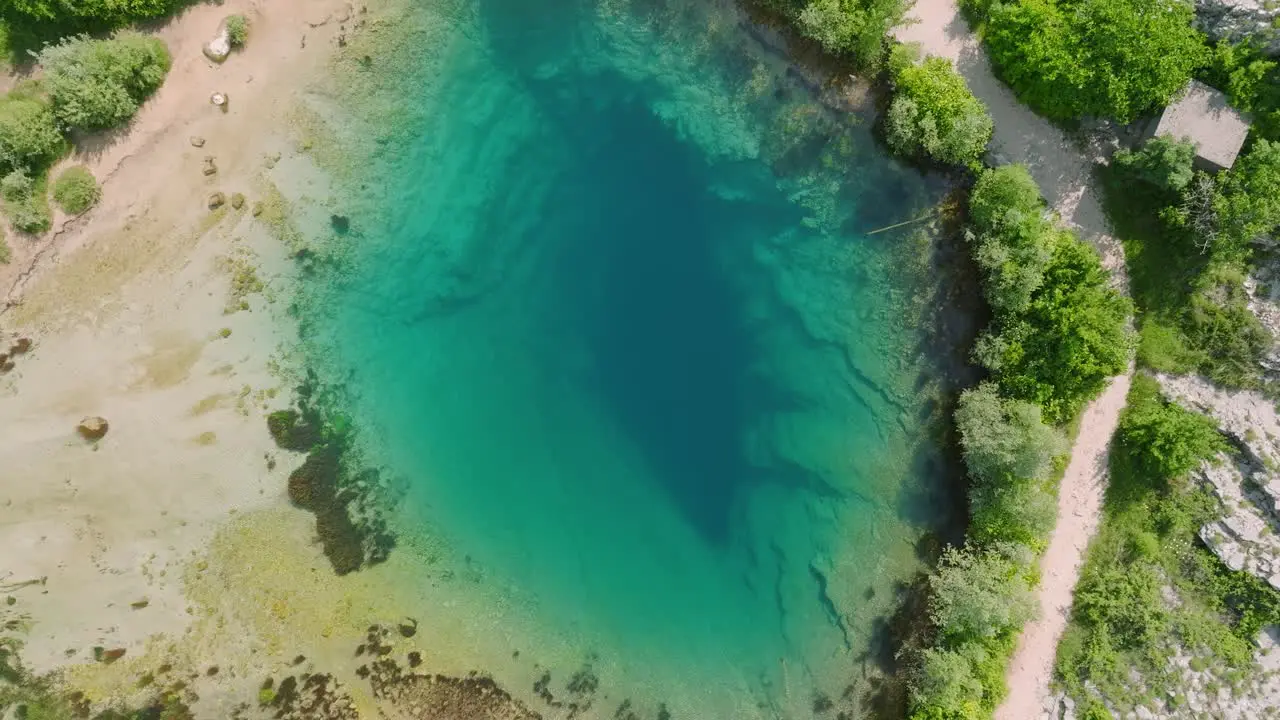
[887,55,993,167]
[983,0,1205,122]
[967,165,1059,314]
[979,237,1134,422]
[955,382,1064,485]
[3,0,181,28]
[40,33,172,131]
[793,0,910,65]
[1113,136,1196,193]
[930,543,1037,643]
[909,648,986,720]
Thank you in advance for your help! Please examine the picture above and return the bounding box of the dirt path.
[892,3,1133,717]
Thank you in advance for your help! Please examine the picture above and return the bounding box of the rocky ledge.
[1196,0,1280,56]
[1157,374,1280,589]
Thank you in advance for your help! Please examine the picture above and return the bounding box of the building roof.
[1153,80,1250,172]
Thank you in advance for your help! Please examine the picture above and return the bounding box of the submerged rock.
[208,192,226,210]
[77,416,109,441]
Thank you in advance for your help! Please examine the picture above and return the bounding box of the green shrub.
[1,0,183,31]
[967,165,1059,314]
[52,165,99,214]
[0,168,50,234]
[981,0,1205,122]
[909,647,986,719]
[758,0,910,67]
[0,94,62,173]
[0,227,9,264]
[1212,139,1280,257]
[40,32,172,131]
[1205,41,1280,140]
[225,14,248,47]
[955,382,1064,485]
[977,233,1135,422]
[1118,375,1226,482]
[930,543,1037,643]
[887,55,993,167]
[1113,136,1196,194]
[1186,262,1271,387]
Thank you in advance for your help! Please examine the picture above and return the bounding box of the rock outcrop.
[1158,374,1280,589]
[1196,0,1280,56]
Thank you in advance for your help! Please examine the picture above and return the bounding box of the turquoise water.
[295,0,958,715]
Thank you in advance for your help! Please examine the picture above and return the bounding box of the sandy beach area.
[0,0,374,707]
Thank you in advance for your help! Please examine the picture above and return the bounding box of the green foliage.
[0,167,50,234]
[51,165,98,214]
[1212,139,1280,257]
[0,227,8,264]
[40,33,172,131]
[757,0,910,67]
[887,55,993,167]
[930,543,1036,644]
[1056,376,1280,712]
[977,233,1135,423]
[1100,146,1269,390]
[226,14,249,47]
[967,165,1058,314]
[0,94,62,173]
[1113,136,1195,193]
[955,382,1065,486]
[1117,376,1226,482]
[1185,262,1271,388]
[1204,41,1280,141]
[980,0,1205,122]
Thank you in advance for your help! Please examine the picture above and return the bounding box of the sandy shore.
[893,4,1133,717]
[0,0,353,689]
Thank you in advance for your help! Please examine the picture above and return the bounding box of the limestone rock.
[208,192,226,210]
[189,136,205,148]
[77,416,109,441]
[1195,0,1280,55]
[202,19,232,63]
[230,192,245,209]
[202,156,217,176]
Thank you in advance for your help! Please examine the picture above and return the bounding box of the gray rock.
[1196,0,1280,55]
[202,19,232,63]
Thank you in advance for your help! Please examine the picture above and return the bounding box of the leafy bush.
[967,165,1058,314]
[1113,136,1195,194]
[52,165,99,214]
[1211,139,1280,257]
[0,227,9,264]
[887,55,993,167]
[1205,41,1280,141]
[1,0,185,36]
[931,543,1037,644]
[1118,376,1225,482]
[40,32,172,131]
[226,14,248,47]
[956,382,1065,548]
[1185,262,1271,388]
[757,0,910,67]
[0,94,62,173]
[976,228,1134,422]
[980,0,1205,122]
[0,167,50,234]
[955,382,1064,485]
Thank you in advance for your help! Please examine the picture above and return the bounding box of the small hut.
[1150,80,1250,173]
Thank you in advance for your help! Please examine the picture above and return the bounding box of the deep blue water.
[296,0,955,714]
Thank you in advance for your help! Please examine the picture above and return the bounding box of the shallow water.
[295,0,959,715]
